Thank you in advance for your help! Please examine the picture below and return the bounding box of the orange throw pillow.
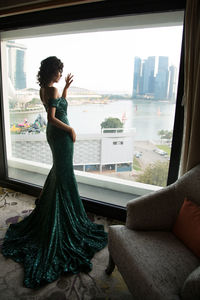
[173,198,200,258]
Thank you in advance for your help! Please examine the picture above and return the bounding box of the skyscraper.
[132,57,141,98]
[143,56,155,94]
[132,56,155,98]
[168,65,177,101]
[155,56,169,100]
[132,55,175,100]
[7,41,27,90]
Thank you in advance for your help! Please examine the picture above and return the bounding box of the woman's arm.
[48,107,76,142]
[47,87,76,142]
[62,73,73,99]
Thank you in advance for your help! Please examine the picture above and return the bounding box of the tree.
[164,131,173,141]
[101,117,123,133]
[137,161,169,187]
[29,98,41,105]
[158,129,165,142]
[158,129,173,143]
[9,97,17,109]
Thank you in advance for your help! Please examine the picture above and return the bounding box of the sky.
[16,26,183,94]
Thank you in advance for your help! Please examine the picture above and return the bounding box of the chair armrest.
[181,266,200,300]
[125,183,182,230]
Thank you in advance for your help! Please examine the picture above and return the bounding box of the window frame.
[0,0,186,221]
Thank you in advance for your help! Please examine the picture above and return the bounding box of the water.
[10,99,175,141]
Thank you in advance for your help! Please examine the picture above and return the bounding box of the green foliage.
[106,94,130,100]
[29,98,41,104]
[9,98,17,109]
[101,117,123,133]
[158,129,165,137]
[133,157,142,171]
[158,129,173,141]
[137,161,169,187]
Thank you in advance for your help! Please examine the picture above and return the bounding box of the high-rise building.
[143,56,155,94]
[6,41,27,90]
[168,65,177,101]
[155,56,169,100]
[139,59,145,95]
[132,57,142,98]
[132,55,175,100]
[132,56,155,97]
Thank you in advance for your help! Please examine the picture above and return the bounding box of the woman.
[1,56,108,289]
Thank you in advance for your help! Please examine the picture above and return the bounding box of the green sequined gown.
[1,97,108,289]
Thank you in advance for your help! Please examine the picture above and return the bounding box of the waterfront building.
[132,55,179,101]
[138,60,145,95]
[132,57,142,98]
[168,65,177,101]
[10,128,135,173]
[132,55,170,100]
[6,41,27,90]
[143,56,155,94]
[155,56,169,100]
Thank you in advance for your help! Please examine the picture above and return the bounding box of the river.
[10,99,176,141]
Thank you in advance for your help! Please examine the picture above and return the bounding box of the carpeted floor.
[0,187,133,300]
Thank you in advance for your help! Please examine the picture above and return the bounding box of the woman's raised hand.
[65,73,74,89]
[62,73,73,99]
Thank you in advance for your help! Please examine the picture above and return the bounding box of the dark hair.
[37,56,64,87]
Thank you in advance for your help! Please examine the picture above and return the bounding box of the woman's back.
[40,86,59,106]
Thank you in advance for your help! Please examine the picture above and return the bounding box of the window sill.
[8,157,162,207]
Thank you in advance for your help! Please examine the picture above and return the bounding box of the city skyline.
[132,55,178,100]
[7,25,183,94]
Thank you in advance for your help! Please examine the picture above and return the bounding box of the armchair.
[105,164,200,300]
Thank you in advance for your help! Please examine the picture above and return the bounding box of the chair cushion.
[108,225,199,300]
[173,198,200,258]
[181,266,200,300]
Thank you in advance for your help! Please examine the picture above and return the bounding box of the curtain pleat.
[180,0,200,175]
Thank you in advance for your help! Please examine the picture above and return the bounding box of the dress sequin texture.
[1,97,108,289]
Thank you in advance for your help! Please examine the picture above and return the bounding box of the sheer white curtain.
[180,0,200,175]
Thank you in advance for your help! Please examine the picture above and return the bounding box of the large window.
[1,11,184,205]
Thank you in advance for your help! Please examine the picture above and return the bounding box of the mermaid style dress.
[1,97,108,289]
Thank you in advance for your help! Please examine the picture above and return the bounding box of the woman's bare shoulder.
[47,87,60,99]
[40,87,60,104]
